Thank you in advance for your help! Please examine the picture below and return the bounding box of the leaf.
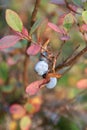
[26,44,41,55]
[6,9,23,32]
[76,79,87,89]
[10,104,26,119]
[58,116,80,130]
[24,103,35,114]
[26,78,49,96]
[63,13,75,30]
[0,35,22,49]
[9,121,17,130]
[47,73,62,78]
[20,116,31,130]
[30,18,42,34]
[50,0,65,5]
[58,14,66,25]
[48,22,65,34]
[80,24,87,32]
[0,62,9,81]
[37,19,48,41]
[60,35,70,41]
[1,85,15,93]
[22,27,29,37]
[29,97,42,105]
[7,57,16,66]
[82,11,87,24]
[68,4,79,13]
[72,0,83,6]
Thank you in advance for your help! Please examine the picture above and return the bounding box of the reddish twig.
[56,45,87,71]
[31,0,40,26]
[23,0,41,88]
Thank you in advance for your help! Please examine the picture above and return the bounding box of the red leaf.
[58,14,66,25]
[50,0,65,5]
[10,104,25,115]
[80,24,87,32]
[27,44,41,56]
[76,79,87,89]
[22,27,29,37]
[26,78,49,96]
[68,4,79,13]
[9,104,26,119]
[60,35,70,41]
[48,22,65,34]
[0,35,22,50]
[7,57,16,66]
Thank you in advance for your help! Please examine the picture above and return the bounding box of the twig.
[55,46,87,71]
[23,0,40,88]
[31,0,40,26]
[64,0,82,15]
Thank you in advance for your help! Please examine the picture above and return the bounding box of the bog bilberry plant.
[0,0,87,96]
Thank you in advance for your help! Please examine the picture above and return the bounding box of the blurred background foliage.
[0,0,87,130]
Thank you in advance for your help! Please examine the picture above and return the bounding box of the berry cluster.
[34,52,57,89]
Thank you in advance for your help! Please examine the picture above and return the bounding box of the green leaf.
[24,103,34,113]
[63,13,75,30]
[64,23,72,30]
[0,62,9,81]
[20,116,31,130]
[72,0,83,6]
[6,9,23,32]
[1,85,15,93]
[58,117,80,130]
[30,18,42,34]
[82,11,87,24]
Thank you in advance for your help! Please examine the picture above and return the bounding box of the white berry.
[34,61,48,76]
[46,77,57,89]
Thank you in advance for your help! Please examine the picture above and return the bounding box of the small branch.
[56,46,87,71]
[62,44,80,64]
[31,0,40,26]
[23,53,30,87]
[23,0,40,88]
[64,0,82,15]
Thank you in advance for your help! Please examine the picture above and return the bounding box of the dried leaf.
[47,73,62,78]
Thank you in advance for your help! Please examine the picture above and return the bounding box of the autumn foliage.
[1,0,87,130]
